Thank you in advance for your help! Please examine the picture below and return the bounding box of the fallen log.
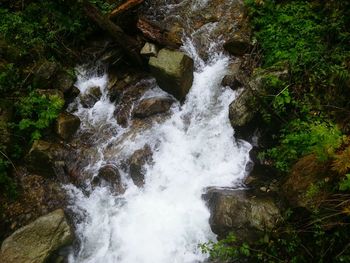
[83,0,143,66]
[137,17,182,48]
[109,0,144,19]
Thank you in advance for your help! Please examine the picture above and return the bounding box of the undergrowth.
[207,0,350,262]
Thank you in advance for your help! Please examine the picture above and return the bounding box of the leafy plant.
[339,174,350,191]
[200,233,250,260]
[0,63,20,94]
[261,119,343,171]
[17,91,64,141]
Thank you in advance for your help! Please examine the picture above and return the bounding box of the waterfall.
[66,1,252,262]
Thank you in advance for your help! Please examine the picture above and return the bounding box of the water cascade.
[66,1,252,262]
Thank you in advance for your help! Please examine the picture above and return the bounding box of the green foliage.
[339,174,350,191]
[17,91,64,141]
[89,0,115,14]
[0,1,90,59]
[260,119,343,171]
[202,215,350,262]
[0,63,20,94]
[245,0,350,92]
[200,233,250,260]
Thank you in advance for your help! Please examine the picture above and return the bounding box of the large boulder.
[229,88,256,128]
[132,97,174,118]
[203,189,282,241]
[229,67,289,130]
[26,140,67,178]
[0,209,74,263]
[149,49,194,101]
[56,112,80,141]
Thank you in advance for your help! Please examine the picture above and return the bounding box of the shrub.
[260,119,344,172]
[17,91,64,141]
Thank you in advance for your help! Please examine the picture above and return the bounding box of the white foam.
[67,5,252,263]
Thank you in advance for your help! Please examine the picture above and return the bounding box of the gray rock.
[221,60,244,90]
[203,189,281,241]
[228,68,289,129]
[229,88,256,128]
[149,49,194,100]
[133,97,174,118]
[129,145,153,187]
[140,42,158,57]
[56,112,80,141]
[0,209,74,263]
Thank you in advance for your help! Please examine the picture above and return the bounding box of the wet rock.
[203,188,282,241]
[224,34,252,57]
[33,60,59,88]
[221,75,244,90]
[56,112,80,141]
[0,209,74,263]
[93,164,124,193]
[133,97,174,118]
[80,86,102,108]
[282,154,329,211]
[229,88,256,128]
[228,67,289,130]
[149,49,194,100]
[26,140,67,178]
[114,80,151,127]
[129,145,153,187]
[140,42,158,57]
[108,80,128,102]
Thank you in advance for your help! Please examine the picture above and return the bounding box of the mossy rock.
[0,209,74,263]
[149,49,194,101]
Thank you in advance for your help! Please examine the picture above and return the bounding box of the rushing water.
[66,1,252,262]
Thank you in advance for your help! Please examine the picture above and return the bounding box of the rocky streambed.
[0,1,295,262]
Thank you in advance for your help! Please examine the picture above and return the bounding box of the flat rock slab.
[0,209,74,263]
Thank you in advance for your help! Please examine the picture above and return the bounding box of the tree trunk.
[109,0,144,19]
[83,1,143,66]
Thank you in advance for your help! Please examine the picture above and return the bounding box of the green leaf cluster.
[17,91,64,141]
[261,119,343,171]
